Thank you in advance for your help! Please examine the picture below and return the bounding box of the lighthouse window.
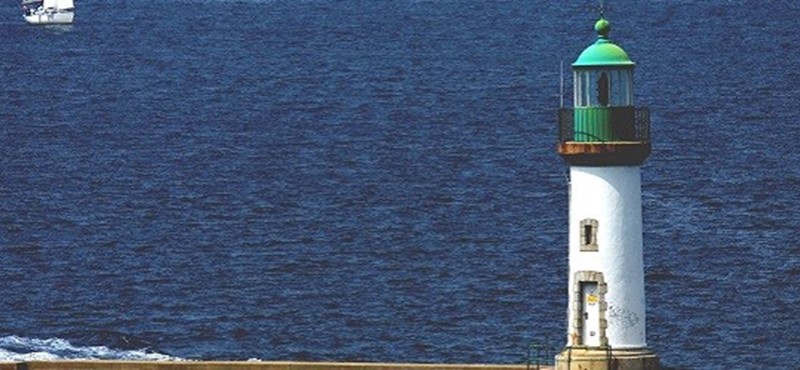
[597,72,610,106]
[574,70,592,107]
[583,225,593,245]
[580,219,599,252]
[575,69,634,107]
[609,69,634,106]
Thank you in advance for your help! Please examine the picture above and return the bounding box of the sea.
[0,0,798,368]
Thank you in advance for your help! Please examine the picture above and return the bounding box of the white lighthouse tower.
[554,17,660,370]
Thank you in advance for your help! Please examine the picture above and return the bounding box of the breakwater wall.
[1,361,551,370]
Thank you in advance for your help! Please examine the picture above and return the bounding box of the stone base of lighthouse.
[555,347,660,370]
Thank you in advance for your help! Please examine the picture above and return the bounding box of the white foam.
[0,335,182,362]
[0,348,60,362]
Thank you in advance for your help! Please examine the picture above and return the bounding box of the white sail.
[21,0,41,5]
[42,0,56,8]
[55,0,73,10]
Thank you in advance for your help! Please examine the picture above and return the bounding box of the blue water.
[1,0,799,368]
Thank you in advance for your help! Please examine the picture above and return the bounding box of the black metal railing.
[526,343,557,370]
[558,107,650,143]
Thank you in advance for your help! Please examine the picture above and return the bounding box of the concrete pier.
[555,348,659,370]
[0,361,552,370]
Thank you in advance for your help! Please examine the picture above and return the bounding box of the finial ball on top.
[594,19,611,37]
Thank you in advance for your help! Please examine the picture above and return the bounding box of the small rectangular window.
[580,219,599,252]
[583,225,593,245]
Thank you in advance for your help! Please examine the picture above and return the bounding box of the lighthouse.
[554,18,660,370]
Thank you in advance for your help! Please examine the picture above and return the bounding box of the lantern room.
[573,19,634,109]
[557,18,651,166]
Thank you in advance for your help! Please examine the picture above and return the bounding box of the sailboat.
[22,0,75,25]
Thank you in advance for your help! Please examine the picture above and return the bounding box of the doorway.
[580,281,601,346]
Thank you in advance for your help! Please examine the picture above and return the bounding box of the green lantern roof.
[573,18,635,67]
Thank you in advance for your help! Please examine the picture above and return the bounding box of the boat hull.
[24,11,74,25]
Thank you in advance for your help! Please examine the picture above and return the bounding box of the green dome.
[573,19,635,68]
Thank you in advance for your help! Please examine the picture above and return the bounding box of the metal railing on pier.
[526,343,557,370]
